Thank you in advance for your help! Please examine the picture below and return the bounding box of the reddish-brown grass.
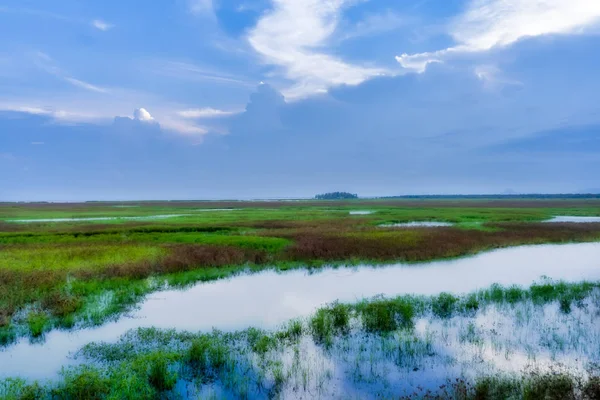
[282,223,600,262]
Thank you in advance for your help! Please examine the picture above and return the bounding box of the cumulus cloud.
[397,0,600,72]
[177,107,240,119]
[133,108,155,122]
[91,19,113,31]
[247,0,387,99]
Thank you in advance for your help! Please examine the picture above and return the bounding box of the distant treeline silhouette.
[378,194,600,199]
[315,192,358,200]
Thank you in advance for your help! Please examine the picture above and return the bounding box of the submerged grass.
[1,280,599,399]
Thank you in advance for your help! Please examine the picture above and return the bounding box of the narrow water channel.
[1,242,599,380]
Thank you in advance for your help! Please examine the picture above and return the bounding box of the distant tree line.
[315,192,358,200]
[378,194,600,199]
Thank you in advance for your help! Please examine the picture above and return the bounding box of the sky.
[1,0,599,201]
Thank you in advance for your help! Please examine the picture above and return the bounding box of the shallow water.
[124,293,600,399]
[1,242,600,380]
[380,221,454,227]
[349,210,373,215]
[5,214,190,223]
[193,208,237,212]
[545,216,600,223]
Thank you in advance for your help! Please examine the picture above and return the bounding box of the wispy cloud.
[177,107,241,119]
[64,77,108,93]
[474,65,523,89]
[0,102,111,123]
[160,118,208,136]
[33,52,110,93]
[152,61,256,87]
[247,0,387,99]
[397,0,600,72]
[0,153,16,161]
[91,19,113,31]
[340,11,410,41]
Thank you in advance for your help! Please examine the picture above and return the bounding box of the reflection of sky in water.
[380,221,454,227]
[6,214,190,223]
[1,242,600,381]
[545,216,600,223]
[349,210,373,215]
[169,295,600,398]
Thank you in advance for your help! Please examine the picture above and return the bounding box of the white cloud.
[397,0,600,72]
[152,61,255,87]
[0,103,104,122]
[133,108,155,122]
[33,52,110,93]
[474,64,523,89]
[452,0,600,51]
[247,0,387,99]
[341,11,409,41]
[160,118,208,136]
[91,19,113,31]
[64,77,108,93]
[395,52,443,73]
[177,107,240,119]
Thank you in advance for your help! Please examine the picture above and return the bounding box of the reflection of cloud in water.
[181,293,600,397]
[545,216,600,223]
[1,243,600,383]
[380,221,454,227]
[7,214,190,223]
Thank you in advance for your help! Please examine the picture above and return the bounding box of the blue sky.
[1,0,599,200]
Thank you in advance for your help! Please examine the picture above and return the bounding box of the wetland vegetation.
[1,198,600,398]
[1,281,599,399]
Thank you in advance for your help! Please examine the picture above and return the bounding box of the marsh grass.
[26,311,49,337]
[2,200,600,345]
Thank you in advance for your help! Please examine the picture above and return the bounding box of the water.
[1,242,600,380]
[193,208,238,212]
[349,211,373,215]
[380,221,453,227]
[545,216,600,223]
[5,214,190,223]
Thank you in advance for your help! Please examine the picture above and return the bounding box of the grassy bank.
[1,281,599,399]
[1,200,600,345]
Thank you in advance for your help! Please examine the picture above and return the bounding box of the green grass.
[1,199,600,345]
[0,245,165,271]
